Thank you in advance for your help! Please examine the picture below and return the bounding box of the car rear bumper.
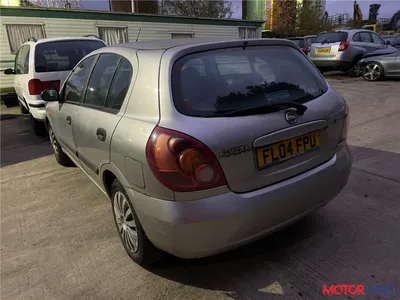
[24,99,46,120]
[311,60,352,70]
[129,145,352,259]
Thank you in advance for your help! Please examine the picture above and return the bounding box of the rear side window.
[15,45,30,75]
[171,46,328,117]
[35,40,105,73]
[83,54,121,108]
[360,32,373,43]
[314,32,348,43]
[105,58,133,111]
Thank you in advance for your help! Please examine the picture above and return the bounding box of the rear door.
[72,53,134,184]
[310,31,348,59]
[167,45,345,193]
[13,45,30,103]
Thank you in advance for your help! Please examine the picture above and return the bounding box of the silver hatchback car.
[309,29,388,75]
[43,39,352,265]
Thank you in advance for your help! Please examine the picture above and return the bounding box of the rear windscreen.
[290,39,305,48]
[171,45,328,117]
[314,32,348,43]
[35,40,105,73]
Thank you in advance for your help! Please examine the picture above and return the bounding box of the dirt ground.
[1,75,400,300]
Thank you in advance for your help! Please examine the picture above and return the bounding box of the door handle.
[66,116,72,125]
[96,128,107,142]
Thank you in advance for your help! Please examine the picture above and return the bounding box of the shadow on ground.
[1,114,51,167]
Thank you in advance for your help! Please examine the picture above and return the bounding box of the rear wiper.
[216,102,307,117]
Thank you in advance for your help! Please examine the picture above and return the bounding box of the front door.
[55,55,97,160]
[72,53,134,184]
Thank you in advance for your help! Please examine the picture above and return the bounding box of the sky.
[81,0,399,19]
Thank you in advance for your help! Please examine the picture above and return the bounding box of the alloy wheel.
[49,128,59,158]
[113,191,139,253]
[363,63,381,81]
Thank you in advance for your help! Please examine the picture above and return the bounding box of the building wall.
[0,11,262,90]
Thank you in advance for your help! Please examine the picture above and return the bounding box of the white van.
[4,37,106,135]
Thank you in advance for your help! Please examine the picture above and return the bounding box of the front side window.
[371,33,385,45]
[15,45,30,75]
[238,27,257,39]
[83,54,121,108]
[35,40,105,73]
[98,27,128,46]
[64,56,96,103]
[171,45,328,117]
[6,24,45,54]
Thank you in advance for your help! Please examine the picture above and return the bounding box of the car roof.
[23,36,104,46]
[116,38,238,50]
[89,38,300,60]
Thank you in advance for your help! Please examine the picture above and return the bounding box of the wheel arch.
[101,163,131,199]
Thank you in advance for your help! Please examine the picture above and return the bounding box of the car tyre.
[362,62,384,81]
[346,64,359,77]
[19,100,29,114]
[31,115,46,136]
[48,126,74,167]
[111,179,162,266]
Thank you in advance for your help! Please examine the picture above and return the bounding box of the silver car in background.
[43,39,352,266]
[309,29,389,75]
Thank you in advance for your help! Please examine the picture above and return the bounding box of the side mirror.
[385,40,391,45]
[41,88,60,102]
[4,68,15,75]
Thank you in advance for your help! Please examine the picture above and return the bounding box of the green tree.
[296,0,334,35]
[159,0,233,18]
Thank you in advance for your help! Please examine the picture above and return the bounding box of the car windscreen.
[171,45,328,117]
[35,40,105,73]
[383,36,399,44]
[314,32,348,43]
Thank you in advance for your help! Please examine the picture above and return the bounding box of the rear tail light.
[301,47,306,53]
[146,126,227,192]
[28,79,60,96]
[308,47,311,53]
[339,100,350,143]
[338,41,350,52]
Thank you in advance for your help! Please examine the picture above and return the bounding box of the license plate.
[316,48,331,54]
[256,131,320,170]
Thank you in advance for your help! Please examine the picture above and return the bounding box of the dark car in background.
[382,35,400,48]
[288,35,316,55]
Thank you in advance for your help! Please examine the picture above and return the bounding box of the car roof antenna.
[136,28,142,42]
